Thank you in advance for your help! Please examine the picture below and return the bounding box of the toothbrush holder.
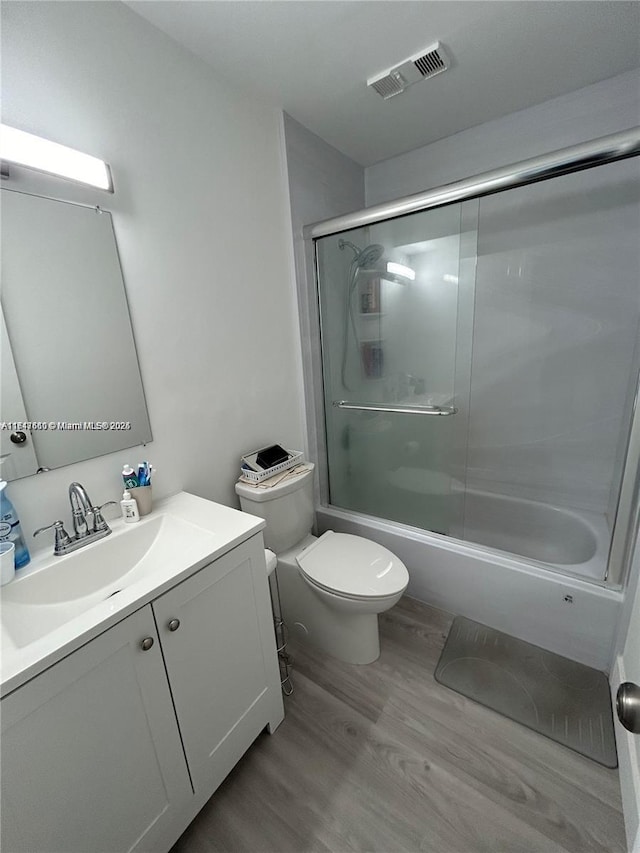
[129,485,152,516]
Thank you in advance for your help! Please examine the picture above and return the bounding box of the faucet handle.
[91,502,117,533]
[34,520,66,537]
[97,501,118,510]
[33,520,72,555]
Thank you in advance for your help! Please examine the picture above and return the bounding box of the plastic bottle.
[120,490,140,523]
[0,480,31,568]
[122,464,138,489]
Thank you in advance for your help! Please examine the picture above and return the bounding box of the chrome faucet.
[34,482,117,556]
[69,481,93,538]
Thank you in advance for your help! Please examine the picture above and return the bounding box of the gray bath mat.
[435,616,617,768]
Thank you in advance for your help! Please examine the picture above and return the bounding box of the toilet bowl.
[235,465,408,664]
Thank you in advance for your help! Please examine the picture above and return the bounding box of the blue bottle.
[0,480,31,569]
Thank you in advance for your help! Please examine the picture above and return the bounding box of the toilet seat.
[300,572,402,603]
[296,531,408,600]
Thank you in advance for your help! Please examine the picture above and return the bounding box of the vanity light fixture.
[0,124,113,191]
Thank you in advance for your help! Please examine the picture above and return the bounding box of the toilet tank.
[234,464,315,553]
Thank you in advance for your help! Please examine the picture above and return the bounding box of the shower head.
[358,244,385,269]
[338,238,414,283]
[338,239,385,269]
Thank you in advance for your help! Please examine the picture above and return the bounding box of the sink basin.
[1,510,217,648]
[4,516,164,605]
[0,491,266,697]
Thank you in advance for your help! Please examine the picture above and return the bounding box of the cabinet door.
[1,606,193,853]
[153,536,281,795]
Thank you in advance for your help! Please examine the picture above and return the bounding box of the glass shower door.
[316,202,475,536]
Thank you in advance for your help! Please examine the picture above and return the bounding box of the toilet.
[235,464,408,664]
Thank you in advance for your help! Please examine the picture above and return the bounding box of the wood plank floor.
[171,596,626,853]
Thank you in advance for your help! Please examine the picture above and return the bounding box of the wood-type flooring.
[171,596,626,853]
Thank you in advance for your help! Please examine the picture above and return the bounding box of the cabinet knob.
[140,637,154,651]
[168,619,180,632]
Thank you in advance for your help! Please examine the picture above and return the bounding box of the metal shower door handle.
[616,682,640,733]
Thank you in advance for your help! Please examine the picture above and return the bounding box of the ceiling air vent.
[413,45,448,79]
[367,41,451,100]
[370,71,406,100]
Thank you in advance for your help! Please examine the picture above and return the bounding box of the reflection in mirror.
[1,189,152,481]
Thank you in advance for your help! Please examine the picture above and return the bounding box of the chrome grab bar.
[333,400,457,416]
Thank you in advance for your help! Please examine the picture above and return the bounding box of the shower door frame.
[299,127,640,590]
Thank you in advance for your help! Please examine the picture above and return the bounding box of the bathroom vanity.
[0,492,284,853]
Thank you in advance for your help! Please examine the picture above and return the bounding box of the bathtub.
[460,488,609,581]
[385,468,609,579]
[316,495,622,671]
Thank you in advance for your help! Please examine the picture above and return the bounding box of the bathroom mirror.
[0,189,153,481]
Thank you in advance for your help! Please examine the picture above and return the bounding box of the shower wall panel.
[467,158,640,514]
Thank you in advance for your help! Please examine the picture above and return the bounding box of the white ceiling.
[127,1,640,166]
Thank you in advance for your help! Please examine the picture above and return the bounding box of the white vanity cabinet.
[1,605,193,853]
[152,534,282,796]
[1,532,284,853]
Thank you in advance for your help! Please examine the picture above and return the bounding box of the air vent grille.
[414,48,447,78]
[370,71,406,100]
[367,41,451,100]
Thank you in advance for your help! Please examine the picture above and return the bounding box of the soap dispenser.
[0,479,31,568]
[120,490,140,523]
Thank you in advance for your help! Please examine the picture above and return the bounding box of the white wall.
[1,1,304,548]
[282,113,364,505]
[366,69,640,205]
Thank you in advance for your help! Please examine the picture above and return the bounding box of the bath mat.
[435,616,617,767]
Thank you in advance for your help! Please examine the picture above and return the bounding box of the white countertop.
[0,492,264,697]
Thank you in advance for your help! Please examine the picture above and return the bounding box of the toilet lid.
[296,531,409,598]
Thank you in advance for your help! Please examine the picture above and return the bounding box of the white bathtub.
[316,498,622,671]
[461,488,609,581]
